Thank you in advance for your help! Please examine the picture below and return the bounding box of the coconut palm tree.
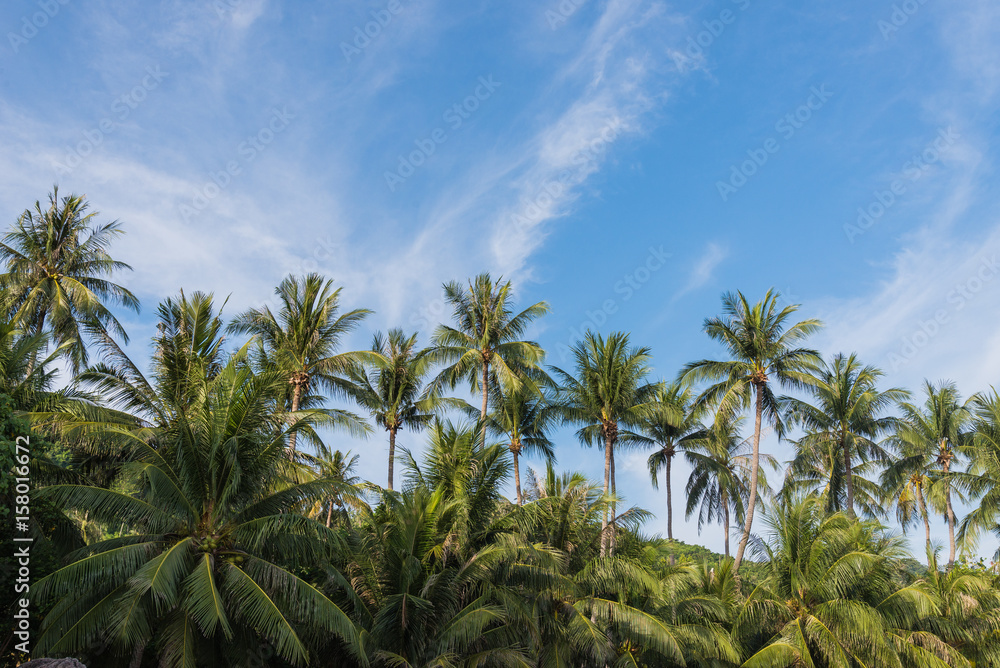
[306,450,362,528]
[681,289,822,572]
[481,376,555,505]
[345,329,443,491]
[430,273,549,435]
[887,466,936,561]
[550,331,658,556]
[918,550,1000,666]
[0,320,70,413]
[339,484,535,667]
[738,497,945,668]
[34,358,366,667]
[685,414,775,558]
[521,462,610,562]
[956,389,1000,559]
[229,273,373,452]
[644,382,705,541]
[0,188,139,372]
[782,353,906,517]
[883,381,971,568]
[78,291,230,429]
[783,439,888,518]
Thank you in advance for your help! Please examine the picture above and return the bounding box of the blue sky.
[2,0,999,559]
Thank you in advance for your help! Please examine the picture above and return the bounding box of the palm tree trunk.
[387,427,398,491]
[843,434,856,517]
[610,450,617,554]
[326,501,333,528]
[513,448,522,505]
[25,311,45,377]
[288,380,303,453]
[734,383,764,573]
[944,456,957,568]
[480,360,490,441]
[665,454,673,541]
[916,482,932,560]
[723,500,730,559]
[601,432,613,558]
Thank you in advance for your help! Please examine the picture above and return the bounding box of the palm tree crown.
[782,352,907,517]
[229,273,373,452]
[686,413,775,558]
[430,273,549,429]
[0,188,139,372]
[35,359,364,667]
[482,377,555,505]
[345,329,440,491]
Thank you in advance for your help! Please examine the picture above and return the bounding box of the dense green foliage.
[3,189,1000,667]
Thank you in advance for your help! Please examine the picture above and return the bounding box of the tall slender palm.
[0,188,139,371]
[887,466,934,559]
[550,331,658,556]
[956,389,1000,559]
[681,289,821,572]
[482,378,555,505]
[230,273,373,452]
[430,273,549,437]
[345,329,441,491]
[685,414,775,558]
[644,382,704,541]
[883,381,971,567]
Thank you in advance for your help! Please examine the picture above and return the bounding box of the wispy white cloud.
[673,242,728,301]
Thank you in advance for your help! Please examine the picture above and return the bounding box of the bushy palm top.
[883,381,971,566]
[782,353,906,517]
[229,273,373,451]
[739,497,952,668]
[345,329,443,490]
[34,360,365,667]
[431,273,549,423]
[0,188,139,372]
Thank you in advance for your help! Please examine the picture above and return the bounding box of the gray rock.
[20,660,87,668]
